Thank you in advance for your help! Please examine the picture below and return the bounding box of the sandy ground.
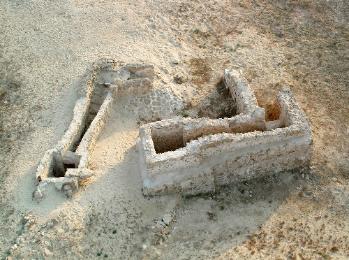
[0,0,349,259]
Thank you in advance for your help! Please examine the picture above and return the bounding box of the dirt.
[189,58,213,86]
[0,0,348,259]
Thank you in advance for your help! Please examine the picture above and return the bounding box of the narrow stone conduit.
[49,87,109,179]
[33,60,154,201]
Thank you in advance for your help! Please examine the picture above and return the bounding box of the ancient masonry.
[33,60,312,200]
[138,70,312,196]
[33,60,156,200]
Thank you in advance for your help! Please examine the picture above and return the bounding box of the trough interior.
[51,151,81,177]
[151,125,185,153]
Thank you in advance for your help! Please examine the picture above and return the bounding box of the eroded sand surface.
[1,0,348,259]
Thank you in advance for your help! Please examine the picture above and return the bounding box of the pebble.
[44,248,53,256]
[173,74,187,84]
[162,214,172,226]
[0,85,7,98]
[154,220,166,229]
[57,227,64,234]
[11,244,18,251]
[170,60,179,66]
[207,211,217,221]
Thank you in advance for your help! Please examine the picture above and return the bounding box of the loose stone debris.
[33,60,312,201]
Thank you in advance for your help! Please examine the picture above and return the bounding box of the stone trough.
[33,60,154,201]
[138,69,312,196]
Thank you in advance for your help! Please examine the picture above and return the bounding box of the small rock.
[63,184,73,198]
[57,228,64,234]
[170,60,179,66]
[10,244,18,251]
[207,211,217,221]
[272,27,284,38]
[32,189,44,202]
[162,214,172,226]
[154,220,166,229]
[44,248,53,257]
[0,85,7,98]
[302,190,312,197]
[174,74,187,84]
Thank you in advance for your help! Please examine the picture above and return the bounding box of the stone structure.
[138,69,312,196]
[33,60,155,201]
[33,60,312,200]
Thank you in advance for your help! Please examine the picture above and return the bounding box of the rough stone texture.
[33,60,154,201]
[224,69,259,114]
[138,69,312,196]
[126,88,184,122]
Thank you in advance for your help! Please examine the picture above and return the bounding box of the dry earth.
[0,0,348,259]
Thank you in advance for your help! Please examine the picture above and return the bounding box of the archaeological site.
[1,1,348,259]
[33,59,312,200]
